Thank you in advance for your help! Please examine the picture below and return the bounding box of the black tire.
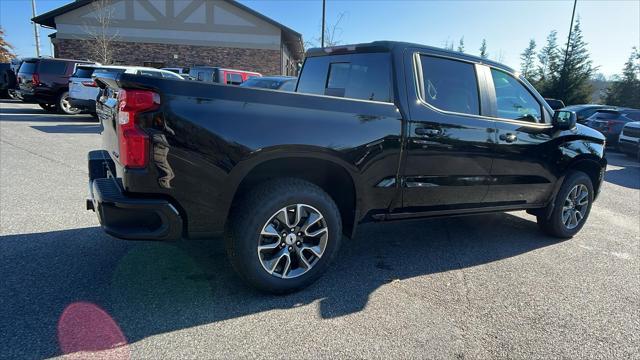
[38,103,57,112]
[537,171,594,238]
[56,91,81,115]
[225,178,342,294]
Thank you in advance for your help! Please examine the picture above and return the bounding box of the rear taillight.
[32,73,40,86]
[82,80,97,87]
[605,120,621,133]
[116,89,160,168]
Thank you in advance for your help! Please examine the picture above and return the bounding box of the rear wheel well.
[232,158,357,237]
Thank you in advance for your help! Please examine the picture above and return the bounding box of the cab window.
[491,69,541,122]
[419,55,480,115]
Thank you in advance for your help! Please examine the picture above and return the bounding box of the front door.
[401,53,495,212]
[483,67,556,206]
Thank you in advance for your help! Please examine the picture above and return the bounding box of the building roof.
[32,0,304,58]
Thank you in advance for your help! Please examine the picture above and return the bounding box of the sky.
[1,0,638,77]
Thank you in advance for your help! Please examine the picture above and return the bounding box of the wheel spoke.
[570,210,578,227]
[562,210,571,226]
[576,190,588,206]
[257,203,329,279]
[575,211,584,223]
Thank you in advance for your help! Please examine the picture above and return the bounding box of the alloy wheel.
[257,204,329,279]
[60,94,80,114]
[561,184,589,229]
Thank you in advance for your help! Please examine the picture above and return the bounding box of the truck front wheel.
[225,178,342,293]
[537,171,594,238]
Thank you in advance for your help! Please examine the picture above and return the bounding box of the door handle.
[415,127,441,137]
[499,133,517,143]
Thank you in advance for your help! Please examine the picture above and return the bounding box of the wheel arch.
[225,151,361,238]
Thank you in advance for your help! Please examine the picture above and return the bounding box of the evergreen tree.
[457,37,465,53]
[520,39,536,79]
[0,27,15,63]
[535,30,561,92]
[603,48,640,108]
[552,18,594,104]
[479,39,488,58]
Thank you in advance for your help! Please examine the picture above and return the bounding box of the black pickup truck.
[89,41,606,293]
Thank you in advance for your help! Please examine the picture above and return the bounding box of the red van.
[187,66,261,85]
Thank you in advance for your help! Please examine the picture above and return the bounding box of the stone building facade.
[34,0,303,76]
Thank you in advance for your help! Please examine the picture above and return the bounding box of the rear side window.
[18,61,37,74]
[625,112,640,121]
[491,69,541,122]
[419,55,480,115]
[297,53,392,102]
[138,70,163,78]
[226,73,243,85]
[93,68,125,77]
[73,67,95,78]
[39,60,68,75]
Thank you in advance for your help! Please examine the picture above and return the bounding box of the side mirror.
[553,110,577,130]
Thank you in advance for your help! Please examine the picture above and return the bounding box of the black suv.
[17,57,94,114]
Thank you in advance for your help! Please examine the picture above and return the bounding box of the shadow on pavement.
[604,152,640,189]
[0,212,559,358]
[31,124,101,134]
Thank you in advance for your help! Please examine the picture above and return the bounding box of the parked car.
[239,76,297,91]
[562,104,617,124]
[16,57,95,114]
[69,65,183,116]
[584,108,640,147]
[545,98,565,110]
[188,66,261,85]
[6,58,22,99]
[618,121,640,159]
[88,41,606,293]
[161,67,190,76]
[0,63,15,98]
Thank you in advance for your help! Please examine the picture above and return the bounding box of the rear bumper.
[70,98,96,112]
[87,150,183,241]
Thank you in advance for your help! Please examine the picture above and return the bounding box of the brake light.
[116,89,160,168]
[82,80,97,87]
[32,73,40,86]
[605,120,621,133]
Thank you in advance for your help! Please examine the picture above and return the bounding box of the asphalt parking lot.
[0,99,638,359]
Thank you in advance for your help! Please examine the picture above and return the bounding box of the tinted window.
[297,53,391,102]
[625,112,640,121]
[491,69,541,122]
[592,110,619,120]
[420,55,480,115]
[93,68,125,77]
[18,61,37,75]
[226,73,243,85]
[279,80,296,92]
[138,70,163,78]
[39,60,67,75]
[161,71,182,79]
[72,67,95,78]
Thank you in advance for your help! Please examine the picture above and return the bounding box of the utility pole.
[563,0,577,67]
[321,0,326,47]
[31,0,41,57]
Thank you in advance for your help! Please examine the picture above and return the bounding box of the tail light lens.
[81,80,97,87]
[605,120,621,133]
[116,89,160,168]
[32,73,40,86]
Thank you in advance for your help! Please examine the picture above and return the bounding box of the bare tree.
[81,0,119,64]
[305,12,346,49]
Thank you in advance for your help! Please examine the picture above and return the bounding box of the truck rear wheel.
[537,171,594,238]
[225,178,342,293]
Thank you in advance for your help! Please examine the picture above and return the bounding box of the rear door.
[484,66,556,205]
[401,52,495,211]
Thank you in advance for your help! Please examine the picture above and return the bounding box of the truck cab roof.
[306,41,516,74]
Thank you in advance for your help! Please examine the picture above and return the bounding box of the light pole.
[31,0,41,57]
[321,0,326,48]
